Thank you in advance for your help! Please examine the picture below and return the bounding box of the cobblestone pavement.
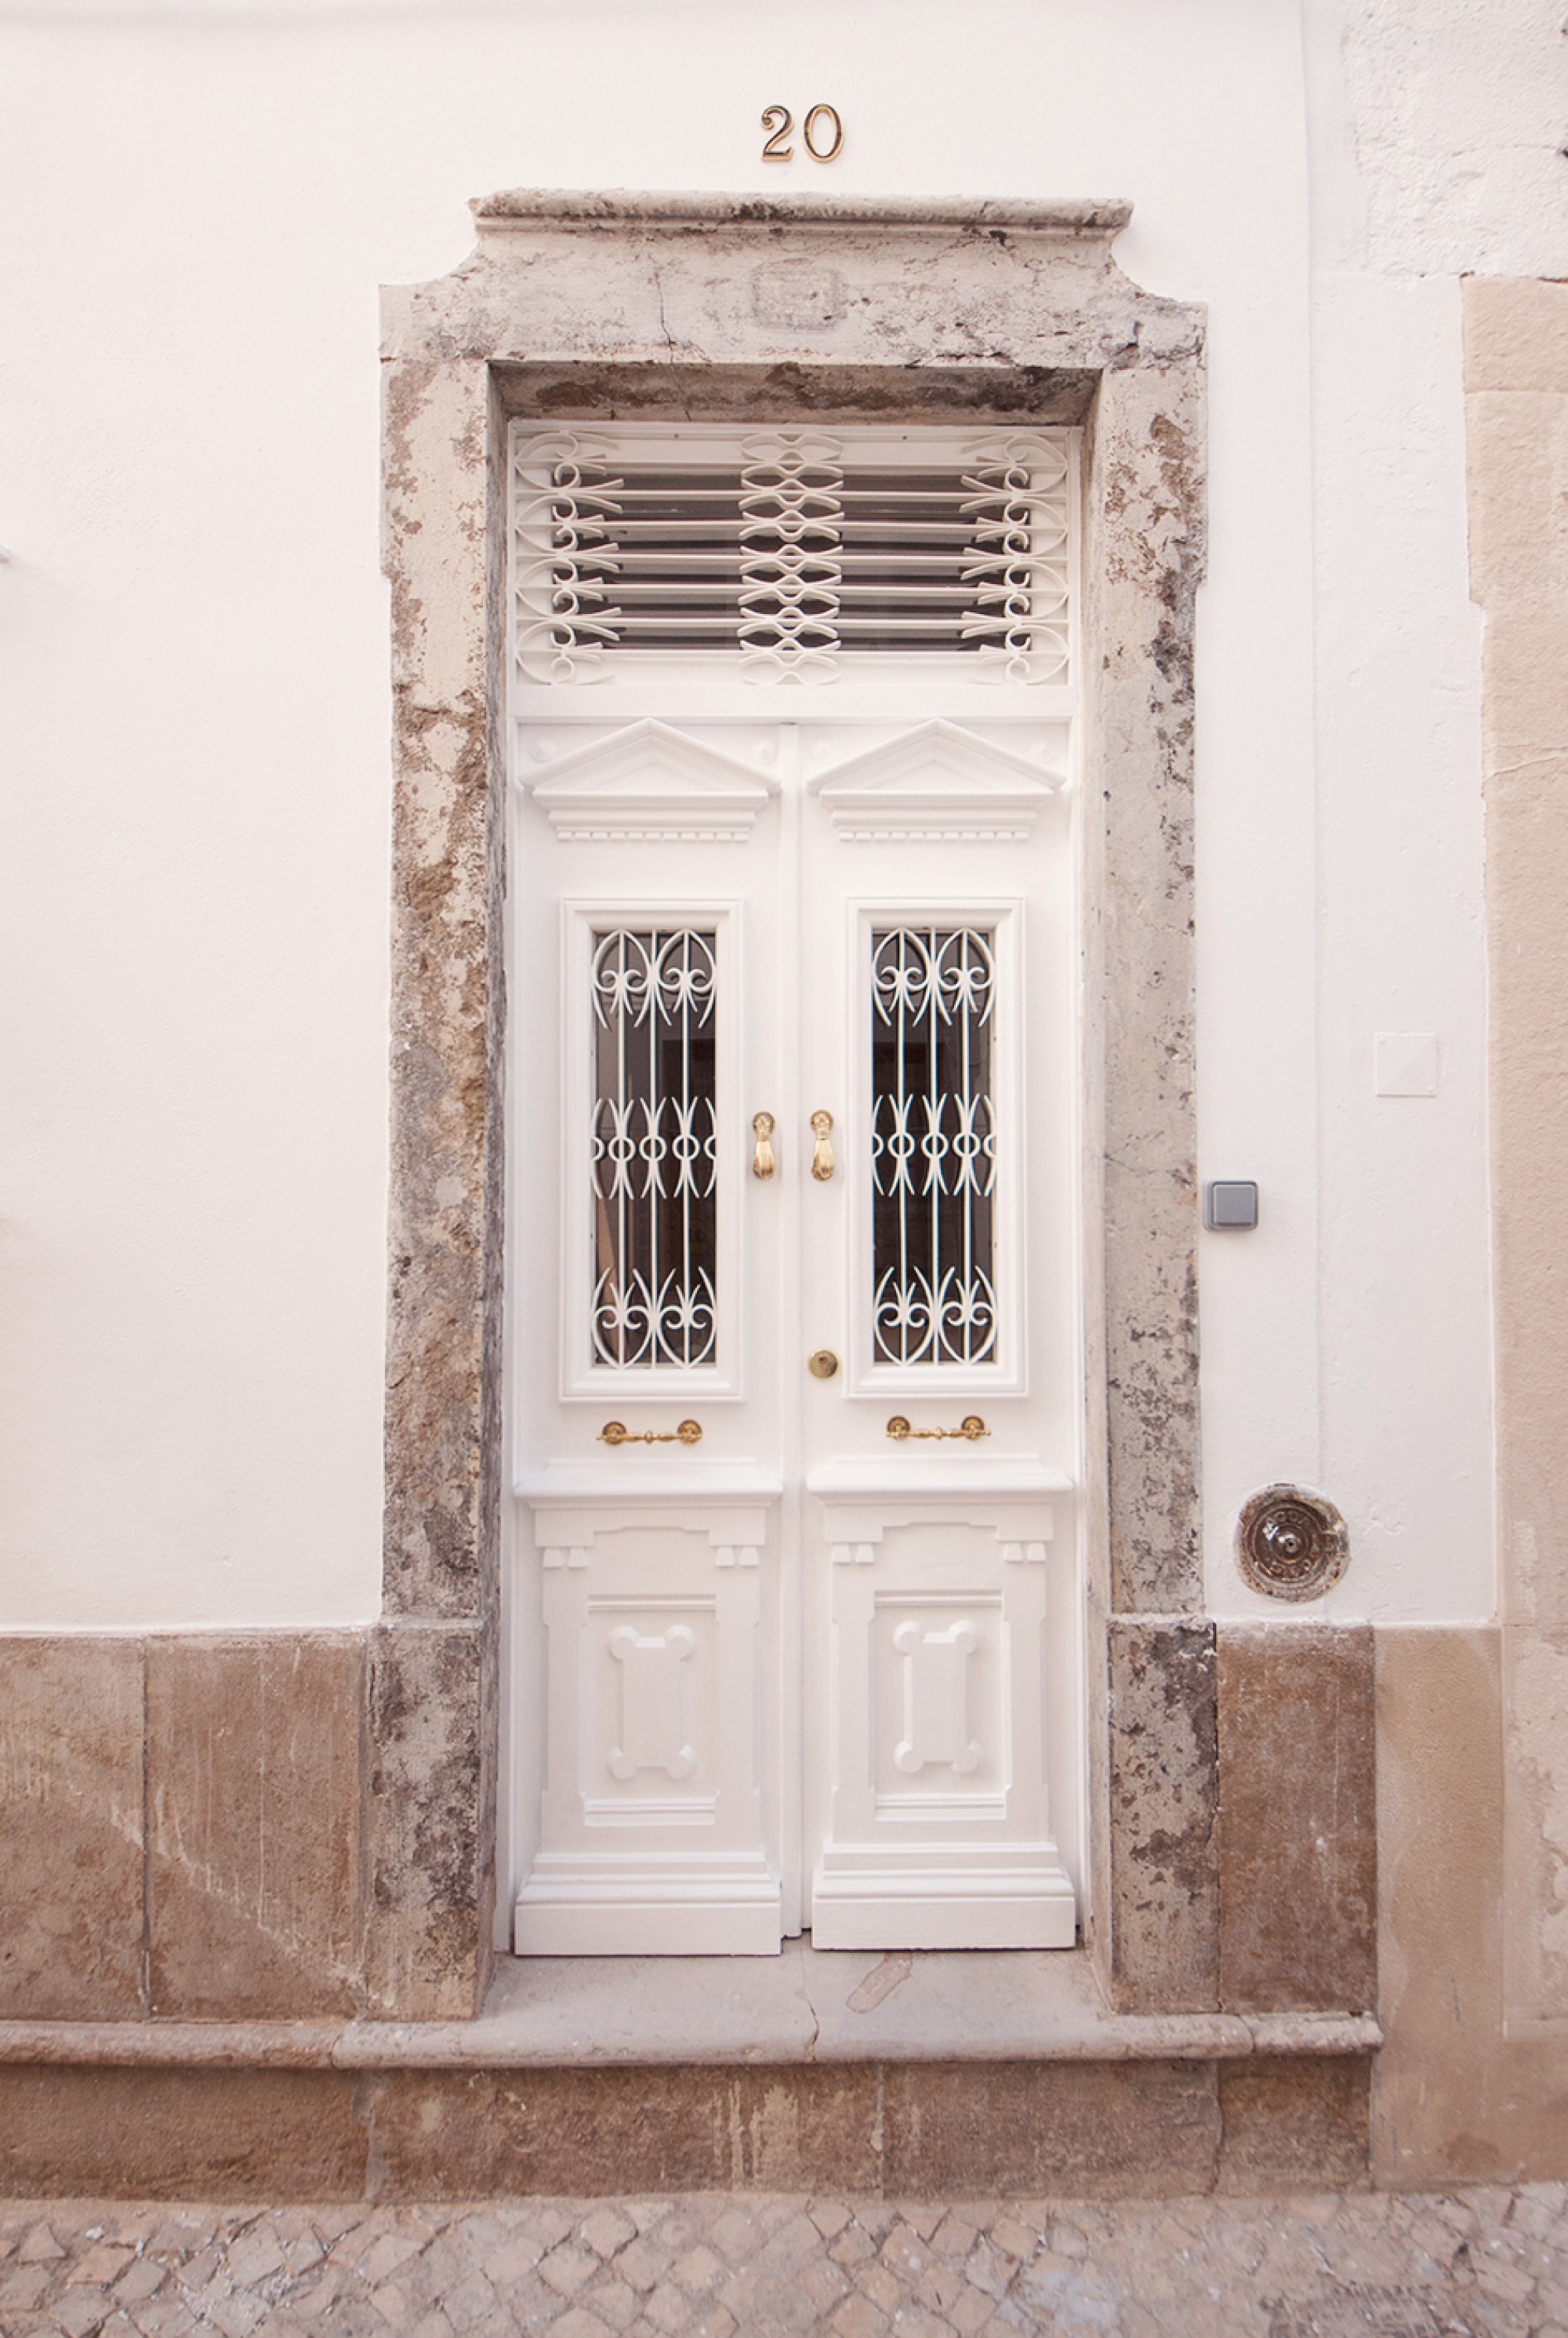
[2,2185,1566,2338]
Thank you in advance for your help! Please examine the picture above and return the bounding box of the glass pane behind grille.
[870,928,997,1367]
[591,928,717,1370]
[563,464,1026,655]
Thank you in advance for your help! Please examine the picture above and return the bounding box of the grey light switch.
[1205,1180,1259,1230]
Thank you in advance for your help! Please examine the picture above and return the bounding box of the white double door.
[508,713,1082,1953]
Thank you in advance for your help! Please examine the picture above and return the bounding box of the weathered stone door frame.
[376,191,1209,2021]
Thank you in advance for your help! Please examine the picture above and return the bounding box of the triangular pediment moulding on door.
[521,717,776,841]
[808,719,1061,841]
[520,717,1061,845]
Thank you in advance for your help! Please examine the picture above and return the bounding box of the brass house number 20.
[761,104,845,162]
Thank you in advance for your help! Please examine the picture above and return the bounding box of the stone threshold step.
[0,1944,1379,2070]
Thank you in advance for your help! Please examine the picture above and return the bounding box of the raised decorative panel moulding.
[516,1464,783,1501]
[820,1496,1057,1564]
[528,1501,772,1565]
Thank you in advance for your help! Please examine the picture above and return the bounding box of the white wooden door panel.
[517,1505,781,1955]
[807,1506,1073,1950]
[506,422,1084,1955]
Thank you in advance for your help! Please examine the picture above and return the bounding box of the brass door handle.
[598,1420,703,1447]
[886,1415,989,1443]
[752,1112,776,1180]
[811,1109,835,1182]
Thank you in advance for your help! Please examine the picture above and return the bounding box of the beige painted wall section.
[1375,280,1568,2184]
[1467,278,1568,2033]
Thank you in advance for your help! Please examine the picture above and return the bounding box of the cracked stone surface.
[0,2184,1566,2335]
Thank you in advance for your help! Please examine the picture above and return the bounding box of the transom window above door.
[510,423,1073,692]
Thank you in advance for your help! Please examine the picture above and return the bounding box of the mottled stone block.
[0,1637,145,2019]
[147,1634,364,2020]
[0,2067,365,2200]
[363,2058,1226,2200]
[883,2057,1220,2198]
[1465,274,1568,395]
[364,2064,884,2197]
[1091,365,1204,1621]
[1217,2055,1370,2194]
[725,2064,885,2191]
[1218,1625,1376,2014]
[0,2046,1373,2202]
[1104,1617,1220,2013]
[382,353,506,1630]
[364,1622,491,2021]
[1372,1622,1568,2185]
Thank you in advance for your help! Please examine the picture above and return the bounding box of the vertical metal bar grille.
[870,928,997,1367]
[590,928,718,1369]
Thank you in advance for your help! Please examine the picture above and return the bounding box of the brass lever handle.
[598,1420,703,1447]
[751,1112,776,1180]
[811,1109,835,1182]
[886,1415,990,1443]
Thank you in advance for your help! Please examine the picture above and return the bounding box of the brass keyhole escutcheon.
[808,1349,840,1380]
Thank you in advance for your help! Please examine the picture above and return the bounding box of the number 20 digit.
[804,104,844,162]
[761,103,844,163]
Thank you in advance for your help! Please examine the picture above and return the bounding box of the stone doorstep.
[0,1944,1378,2070]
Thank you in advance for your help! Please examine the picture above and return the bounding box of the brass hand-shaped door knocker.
[810,1109,835,1182]
[752,1111,776,1180]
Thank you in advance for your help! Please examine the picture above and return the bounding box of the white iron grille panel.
[513,430,1069,683]
[590,928,718,1370]
[870,928,997,1368]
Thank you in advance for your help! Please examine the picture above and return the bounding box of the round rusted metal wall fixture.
[1235,1484,1349,1602]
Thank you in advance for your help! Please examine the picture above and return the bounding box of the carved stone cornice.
[471,187,1133,237]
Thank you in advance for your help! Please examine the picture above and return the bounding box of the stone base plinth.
[0,2050,1371,2203]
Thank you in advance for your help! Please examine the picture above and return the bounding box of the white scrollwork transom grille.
[591,928,718,1369]
[870,927,997,1367]
[512,427,1070,684]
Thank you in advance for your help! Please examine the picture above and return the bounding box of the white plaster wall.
[1201,0,1566,1624]
[0,0,1530,1626]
